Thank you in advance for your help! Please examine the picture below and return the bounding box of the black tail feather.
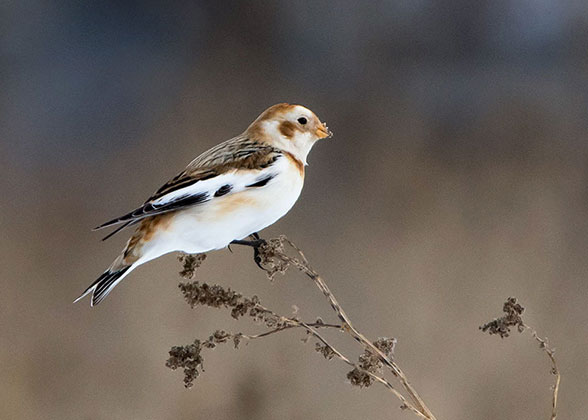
[74,265,132,306]
[100,220,136,241]
[93,213,134,230]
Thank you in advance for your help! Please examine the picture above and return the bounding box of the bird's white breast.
[147,154,304,256]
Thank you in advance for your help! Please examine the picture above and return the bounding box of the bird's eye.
[297,117,308,125]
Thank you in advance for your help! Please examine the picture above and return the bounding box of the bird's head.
[246,103,332,165]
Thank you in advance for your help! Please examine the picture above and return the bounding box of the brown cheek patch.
[248,103,293,139]
[279,121,298,139]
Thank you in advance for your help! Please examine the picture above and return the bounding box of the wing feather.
[95,136,282,234]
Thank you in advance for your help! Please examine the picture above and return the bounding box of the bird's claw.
[253,239,267,270]
[230,233,267,269]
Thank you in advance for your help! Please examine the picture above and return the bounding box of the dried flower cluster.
[347,337,397,387]
[166,330,247,388]
[178,253,207,279]
[167,236,437,419]
[251,237,290,280]
[168,277,341,389]
[480,297,561,420]
[166,340,204,388]
[167,239,561,420]
[479,296,525,338]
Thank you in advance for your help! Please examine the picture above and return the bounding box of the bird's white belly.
[159,168,303,254]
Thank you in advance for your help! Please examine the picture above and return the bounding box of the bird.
[75,103,332,306]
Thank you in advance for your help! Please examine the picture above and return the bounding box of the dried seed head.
[480,297,525,338]
[166,340,204,388]
[178,253,207,279]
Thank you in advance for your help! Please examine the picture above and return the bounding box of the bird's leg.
[230,232,265,247]
[230,238,265,247]
[230,232,267,269]
[250,232,266,269]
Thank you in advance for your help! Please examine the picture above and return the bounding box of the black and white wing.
[94,138,282,238]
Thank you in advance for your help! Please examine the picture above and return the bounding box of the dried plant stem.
[173,244,561,420]
[220,297,428,416]
[171,236,437,419]
[240,321,341,340]
[295,321,429,420]
[233,316,426,418]
[525,326,560,420]
[257,236,437,420]
[480,297,561,420]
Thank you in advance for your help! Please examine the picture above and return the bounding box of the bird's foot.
[230,233,267,269]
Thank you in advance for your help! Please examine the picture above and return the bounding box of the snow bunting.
[76,103,332,306]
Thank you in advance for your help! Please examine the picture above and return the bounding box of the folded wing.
[95,138,282,236]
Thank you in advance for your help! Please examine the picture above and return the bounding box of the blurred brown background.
[2,1,588,419]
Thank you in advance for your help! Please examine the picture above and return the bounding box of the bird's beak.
[316,122,333,139]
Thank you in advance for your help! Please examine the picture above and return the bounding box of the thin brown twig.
[525,326,560,420]
[210,295,428,416]
[172,236,437,418]
[239,321,342,340]
[480,297,561,420]
[175,287,427,418]
[256,236,437,420]
[173,240,562,420]
[241,319,426,419]
[294,320,428,420]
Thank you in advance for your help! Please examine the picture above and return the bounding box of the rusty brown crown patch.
[257,103,291,121]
